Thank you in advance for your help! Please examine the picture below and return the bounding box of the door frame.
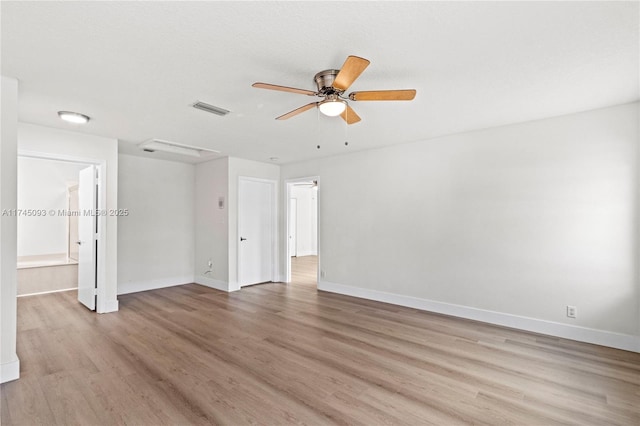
[18,150,107,311]
[237,176,278,288]
[284,176,320,284]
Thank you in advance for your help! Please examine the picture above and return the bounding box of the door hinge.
[94,288,98,296]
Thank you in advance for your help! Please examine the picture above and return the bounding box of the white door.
[67,185,79,262]
[238,178,274,287]
[77,165,97,310]
[289,198,297,257]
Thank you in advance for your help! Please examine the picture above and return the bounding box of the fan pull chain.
[316,105,321,150]
[344,106,349,147]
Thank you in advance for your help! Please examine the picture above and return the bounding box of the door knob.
[76,241,82,245]
[240,237,247,241]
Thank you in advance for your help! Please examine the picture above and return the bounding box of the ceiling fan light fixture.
[58,111,90,124]
[252,55,416,124]
[318,99,346,117]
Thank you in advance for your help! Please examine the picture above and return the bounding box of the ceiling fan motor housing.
[314,69,342,95]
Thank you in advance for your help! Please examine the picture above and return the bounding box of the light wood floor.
[2,255,639,425]
[291,254,318,286]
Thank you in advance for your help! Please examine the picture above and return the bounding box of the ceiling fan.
[252,55,416,124]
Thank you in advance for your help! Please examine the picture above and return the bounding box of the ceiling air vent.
[192,101,230,116]
[138,139,220,159]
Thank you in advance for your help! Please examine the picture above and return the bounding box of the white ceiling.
[2,1,638,164]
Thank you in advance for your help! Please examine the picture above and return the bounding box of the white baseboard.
[295,251,317,257]
[195,275,230,292]
[1,357,20,384]
[100,299,119,314]
[118,275,195,295]
[318,280,640,353]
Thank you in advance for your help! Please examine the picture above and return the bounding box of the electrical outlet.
[320,270,326,279]
[204,259,213,275]
[566,305,577,318]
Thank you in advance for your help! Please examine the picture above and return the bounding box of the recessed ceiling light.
[58,111,90,124]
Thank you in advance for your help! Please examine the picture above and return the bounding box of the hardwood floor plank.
[2,255,639,425]
[1,376,53,425]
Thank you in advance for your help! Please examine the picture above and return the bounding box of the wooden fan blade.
[340,105,361,125]
[276,102,318,120]
[349,89,416,101]
[332,56,370,91]
[252,82,317,96]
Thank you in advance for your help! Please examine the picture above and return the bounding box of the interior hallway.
[291,255,317,287]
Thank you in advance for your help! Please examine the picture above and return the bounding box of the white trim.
[17,287,76,297]
[100,299,119,314]
[195,275,236,292]
[318,280,640,353]
[228,280,241,292]
[118,275,195,295]
[18,150,100,166]
[94,164,108,312]
[0,358,20,384]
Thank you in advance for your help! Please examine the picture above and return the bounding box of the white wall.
[117,154,195,294]
[18,123,119,313]
[17,157,87,257]
[194,157,229,291]
[281,102,640,352]
[194,157,279,291]
[290,185,317,256]
[1,76,20,383]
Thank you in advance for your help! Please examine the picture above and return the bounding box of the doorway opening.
[285,177,319,287]
[16,153,105,311]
